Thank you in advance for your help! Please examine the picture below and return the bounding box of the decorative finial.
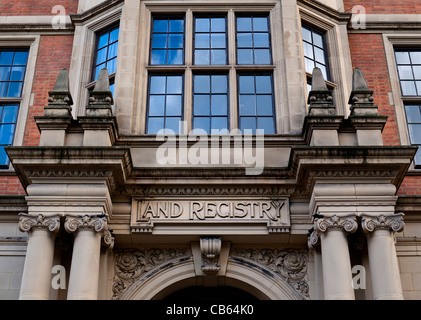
[349,67,378,116]
[86,68,114,117]
[44,68,73,117]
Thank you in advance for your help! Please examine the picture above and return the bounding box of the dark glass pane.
[410,51,421,64]
[194,95,211,115]
[254,49,271,64]
[196,18,210,33]
[240,117,256,134]
[148,117,165,134]
[211,75,227,93]
[314,47,326,64]
[151,49,167,64]
[312,32,324,48]
[257,95,273,116]
[395,51,410,64]
[254,33,269,48]
[237,17,252,32]
[166,95,182,116]
[211,18,225,32]
[211,50,226,65]
[193,117,210,134]
[168,49,183,64]
[165,117,182,134]
[211,95,228,115]
[167,76,183,94]
[0,146,8,166]
[150,76,166,94]
[195,34,210,49]
[107,58,117,74]
[302,27,312,43]
[398,66,414,80]
[13,51,28,66]
[2,105,18,123]
[401,81,417,96]
[239,76,255,94]
[0,67,10,81]
[303,42,314,59]
[149,95,165,116]
[152,34,168,48]
[0,124,15,144]
[169,19,184,33]
[237,33,253,48]
[109,28,119,43]
[405,105,421,123]
[10,67,25,82]
[0,51,14,65]
[195,50,210,65]
[408,124,421,144]
[239,95,256,116]
[238,49,253,64]
[6,82,23,97]
[153,19,168,33]
[255,75,272,93]
[211,34,225,49]
[97,33,109,49]
[0,82,7,97]
[168,34,183,48]
[257,117,274,134]
[96,47,108,64]
[253,17,268,32]
[194,75,210,93]
[211,117,228,131]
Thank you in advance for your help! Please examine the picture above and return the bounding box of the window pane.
[165,117,182,134]
[194,75,210,93]
[410,51,421,64]
[255,75,272,93]
[169,34,183,48]
[194,95,211,115]
[237,17,252,32]
[240,117,256,134]
[97,33,109,49]
[257,117,274,134]
[94,63,106,80]
[109,28,119,43]
[398,66,414,80]
[169,19,184,33]
[149,96,165,116]
[302,27,312,43]
[211,18,225,32]
[405,105,421,123]
[167,76,183,94]
[413,66,421,79]
[196,18,209,32]
[257,95,273,116]
[152,34,168,48]
[107,58,117,74]
[196,34,210,49]
[195,50,210,65]
[415,149,421,167]
[239,76,255,93]
[211,117,228,131]
[416,81,421,95]
[0,146,8,166]
[0,82,6,97]
[408,124,421,144]
[148,117,165,134]
[253,17,268,32]
[13,51,28,66]
[211,95,228,115]
[150,76,166,94]
[107,43,118,59]
[2,105,18,123]
[166,95,182,116]
[312,32,324,48]
[211,34,225,48]
[0,67,10,81]
[211,50,226,65]
[395,51,410,64]
[153,19,168,33]
[6,82,23,97]
[0,51,14,65]
[239,95,256,116]
[0,124,15,145]
[305,57,315,74]
[401,81,417,96]
[211,75,227,93]
[254,33,269,48]
[303,42,314,59]
[194,117,210,133]
[238,49,253,64]
[237,33,253,48]
[168,49,183,64]
[254,49,271,64]
[314,47,326,64]
[151,50,167,64]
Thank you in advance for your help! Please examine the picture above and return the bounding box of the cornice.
[297,0,352,24]
[70,0,124,25]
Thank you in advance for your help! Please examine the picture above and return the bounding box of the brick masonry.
[0,0,78,16]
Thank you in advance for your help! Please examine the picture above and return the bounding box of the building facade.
[1,0,421,300]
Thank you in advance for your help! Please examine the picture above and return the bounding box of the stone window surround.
[0,35,40,172]
[298,5,353,118]
[383,34,421,171]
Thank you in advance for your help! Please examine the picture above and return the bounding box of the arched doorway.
[162,286,259,302]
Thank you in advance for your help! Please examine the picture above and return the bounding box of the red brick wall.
[344,0,421,14]
[0,0,78,16]
[0,176,25,195]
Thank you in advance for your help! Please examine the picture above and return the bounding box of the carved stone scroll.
[361,213,405,234]
[18,213,60,234]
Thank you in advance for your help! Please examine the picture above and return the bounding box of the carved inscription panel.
[130,197,290,234]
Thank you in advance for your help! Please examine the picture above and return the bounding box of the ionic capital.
[361,213,405,234]
[314,214,358,234]
[18,213,60,234]
[64,214,114,248]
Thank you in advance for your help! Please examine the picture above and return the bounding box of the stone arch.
[117,255,305,300]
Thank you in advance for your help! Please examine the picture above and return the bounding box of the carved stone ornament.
[232,248,309,299]
[18,213,61,234]
[361,213,405,234]
[64,214,114,248]
[112,248,189,300]
[200,236,222,274]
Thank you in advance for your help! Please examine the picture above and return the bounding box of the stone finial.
[86,68,114,117]
[44,68,73,117]
[349,67,378,116]
[307,67,335,116]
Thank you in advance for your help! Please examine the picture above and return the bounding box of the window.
[302,25,329,81]
[236,15,272,65]
[146,74,184,134]
[404,104,421,167]
[0,49,28,167]
[238,73,275,134]
[193,74,229,133]
[93,24,119,81]
[150,17,185,65]
[194,16,227,65]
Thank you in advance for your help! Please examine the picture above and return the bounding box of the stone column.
[18,213,60,300]
[361,213,405,300]
[309,214,358,300]
[65,214,114,300]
